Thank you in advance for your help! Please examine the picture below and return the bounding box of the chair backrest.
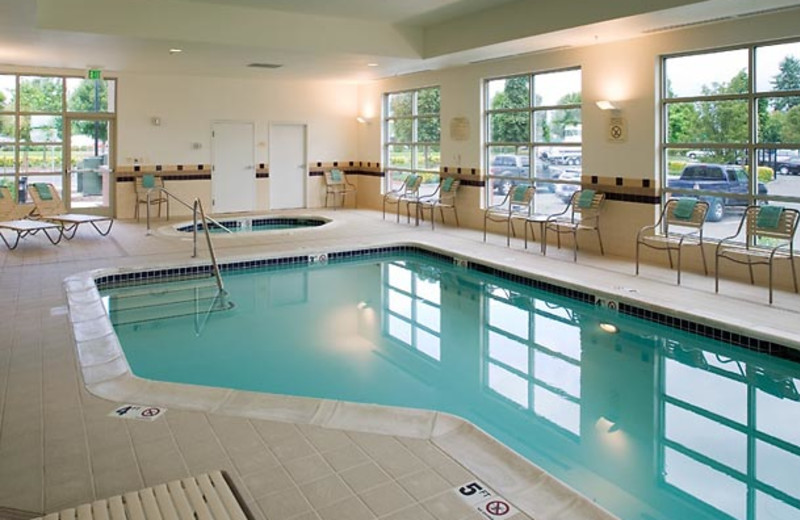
[134,174,164,197]
[571,189,604,212]
[744,205,799,242]
[29,183,66,216]
[0,186,16,219]
[439,177,460,204]
[324,169,346,186]
[664,198,709,231]
[404,174,423,195]
[507,185,535,214]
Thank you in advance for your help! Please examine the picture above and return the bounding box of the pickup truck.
[667,164,768,221]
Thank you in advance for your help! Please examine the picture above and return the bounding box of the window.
[382,261,441,361]
[482,286,582,437]
[383,87,440,197]
[662,41,800,244]
[0,73,116,203]
[484,68,581,212]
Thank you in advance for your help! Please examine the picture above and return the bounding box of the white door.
[212,121,255,213]
[269,124,306,209]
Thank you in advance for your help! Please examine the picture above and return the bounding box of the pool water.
[101,253,800,520]
[176,216,327,233]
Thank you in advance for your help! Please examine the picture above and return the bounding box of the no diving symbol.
[141,407,161,418]
[610,125,623,139]
[485,500,510,516]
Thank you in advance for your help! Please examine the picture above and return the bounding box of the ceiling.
[1,0,800,82]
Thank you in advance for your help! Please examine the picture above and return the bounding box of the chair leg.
[666,248,675,270]
[748,262,755,285]
[699,242,709,275]
[791,255,798,293]
[453,206,459,228]
[676,247,683,285]
[596,228,604,256]
[635,240,640,276]
[769,261,774,305]
[483,215,488,242]
[572,229,578,262]
[543,225,549,256]
[715,253,721,293]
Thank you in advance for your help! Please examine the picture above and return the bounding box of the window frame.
[382,86,441,195]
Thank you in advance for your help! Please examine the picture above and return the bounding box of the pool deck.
[1,208,798,520]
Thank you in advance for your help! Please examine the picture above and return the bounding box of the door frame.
[268,122,308,209]
[211,120,256,213]
[64,114,116,217]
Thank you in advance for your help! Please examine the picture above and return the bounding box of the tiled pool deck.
[1,209,798,520]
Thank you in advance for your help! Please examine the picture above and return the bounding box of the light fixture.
[356,116,372,125]
[599,323,619,334]
[169,48,183,55]
[356,301,369,310]
[596,100,617,111]
[367,63,379,67]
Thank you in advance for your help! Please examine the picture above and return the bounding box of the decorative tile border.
[91,244,796,361]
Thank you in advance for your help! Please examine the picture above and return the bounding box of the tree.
[417,87,440,143]
[68,79,109,142]
[695,69,749,147]
[549,92,582,141]
[490,76,529,144]
[771,56,800,112]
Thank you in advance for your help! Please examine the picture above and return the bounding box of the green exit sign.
[87,69,103,80]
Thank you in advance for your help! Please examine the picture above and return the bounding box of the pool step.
[104,280,233,326]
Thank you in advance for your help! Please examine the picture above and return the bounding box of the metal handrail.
[145,186,229,294]
[194,198,225,294]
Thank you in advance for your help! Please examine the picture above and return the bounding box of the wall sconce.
[598,415,622,433]
[356,116,372,125]
[596,100,618,111]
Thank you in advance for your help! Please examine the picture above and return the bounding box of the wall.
[116,73,359,217]
[355,10,800,289]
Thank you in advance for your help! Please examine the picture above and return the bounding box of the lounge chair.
[636,198,710,284]
[28,183,113,238]
[0,219,63,250]
[324,168,357,209]
[0,185,33,220]
[483,184,535,246]
[543,189,605,261]
[715,205,799,304]
[33,470,254,520]
[383,174,423,222]
[135,174,169,221]
[418,176,461,229]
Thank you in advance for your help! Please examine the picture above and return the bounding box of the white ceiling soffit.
[8,0,800,80]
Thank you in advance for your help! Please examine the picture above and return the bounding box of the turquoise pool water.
[102,253,800,520]
[176,216,327,234]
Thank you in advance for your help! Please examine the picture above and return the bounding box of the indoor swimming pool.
[98,250,800,520]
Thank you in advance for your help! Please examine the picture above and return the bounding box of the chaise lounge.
[29,183,114,239]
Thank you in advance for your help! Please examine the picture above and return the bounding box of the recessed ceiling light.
[169,48,183,54]
[367,63,379,67]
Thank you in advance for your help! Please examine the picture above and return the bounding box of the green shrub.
[668,161,686,175]
[757,166,774,183]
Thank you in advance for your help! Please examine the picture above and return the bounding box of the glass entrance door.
[66,118,113,215]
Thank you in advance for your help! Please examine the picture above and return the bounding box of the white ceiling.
[1,0,800,82]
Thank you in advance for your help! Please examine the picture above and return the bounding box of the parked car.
[542,147,582,166]
[490,155,557,194]
[667,163,768,222]
[775,156,800,175]
[554,170,581,203]
[686,150,714,160]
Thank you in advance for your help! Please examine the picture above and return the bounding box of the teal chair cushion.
[673,198,698,220]
[442,177,454,192]
[511,185,528,203]
[142,175,156,189]
[577,189,596,208]
[34,183,53,200]
[757,205,784,229]
[330,169,343,182]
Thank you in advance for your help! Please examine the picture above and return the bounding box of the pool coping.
[64,242,800,520]
[156,213,334,238]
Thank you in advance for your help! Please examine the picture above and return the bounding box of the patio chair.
[135,174,169,221]
[0,185,33,220]
[715,205,799,304]
[383,173,423,222]
[418,176,461,229]
[0,219,63,250]
[33,470,254,520]
[483,184,535,246]
[543,189,605,261]
[324,168,357,209]
[636,198,710,284]
[28,183,114,238]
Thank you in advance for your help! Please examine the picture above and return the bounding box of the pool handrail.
[146,187,229,294]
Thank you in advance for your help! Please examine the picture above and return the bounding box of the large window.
[0,73,116,204]
[662,41,800,243]
[383,87,440,197]
[484,68,581,212]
